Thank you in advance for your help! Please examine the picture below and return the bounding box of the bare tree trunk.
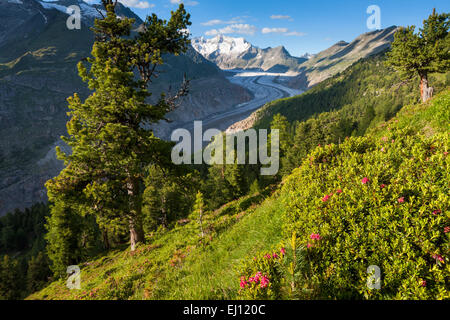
[127,177,145,252]
[420,74,433,103]
[129,211,145,251]
[129,217,144,252]
[103,230,110,250]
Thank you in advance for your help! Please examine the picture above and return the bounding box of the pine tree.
[0,255,21,300]
[45,202,84,277]
[249,179,261,195]
[270,113,291,177]
[204,164,233,209]
[193,191,205,239]
[386,9,449,102]
[224,160,247,198]
[142,165,198,232]
[26,252,51,293]
[270,114,290,154]
[45,1,191,254]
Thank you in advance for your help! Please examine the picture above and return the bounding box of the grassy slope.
[28,191,285,300]
[29,89,449,300]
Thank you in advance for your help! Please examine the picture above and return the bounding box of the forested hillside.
[27,89,449,300]
[0,203,50,299]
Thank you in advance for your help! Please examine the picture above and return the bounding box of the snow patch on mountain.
[300,53,315,60]
[39,1,106,18]
[80,3,105,17]
[39,1,68,13]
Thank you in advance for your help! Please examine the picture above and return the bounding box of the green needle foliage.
[193,191,205,239]
[45,0,191,276]
[387,9,449,102]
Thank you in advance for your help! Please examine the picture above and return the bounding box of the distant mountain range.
[192,35,307,73]
[193,27,398,90]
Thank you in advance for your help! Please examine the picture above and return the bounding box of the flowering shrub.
[281,128,449,299]
[237,248,286,300]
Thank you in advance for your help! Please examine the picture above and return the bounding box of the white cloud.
[119,0,154,9]
[205,24,257,36]
[285,31,306,37]
[201,17,245,26]
[270,15,293,21]
[261,27,305,37]
[201,19,223,26]
[170,0,199,6]
[262,27,288,34]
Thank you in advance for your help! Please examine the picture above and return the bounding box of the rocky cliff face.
[192,35,307,72]
[0,0,251,216]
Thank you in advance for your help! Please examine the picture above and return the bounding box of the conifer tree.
[270,114,290,154]
[193,191,205,238]
[269,114,290,177]
[0,255,21,300]
[46,0,191,254]
[204,164,234,209]
[26,252,51,293]
[142,165,198,231]
[224,160,247,198]
[387,9,449,102]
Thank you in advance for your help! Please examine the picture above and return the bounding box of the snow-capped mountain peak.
[192,35,252,57]
[192,35,307,72]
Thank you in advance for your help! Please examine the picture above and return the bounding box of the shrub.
[281,128,449,299]
[237,248,286,300]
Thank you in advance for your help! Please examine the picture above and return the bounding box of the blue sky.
[121,0,449,56]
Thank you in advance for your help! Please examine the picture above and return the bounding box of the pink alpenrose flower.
[240,277,248,288]
[310,233,321,240]
[432,254,444,263]
[260,276,270,288]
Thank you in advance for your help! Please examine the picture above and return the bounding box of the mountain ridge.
[289,26,398,89]
[192,35,307,72]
